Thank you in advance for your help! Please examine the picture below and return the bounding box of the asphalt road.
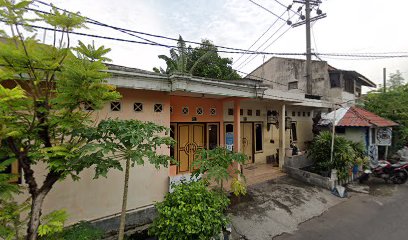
[274,181,408,240]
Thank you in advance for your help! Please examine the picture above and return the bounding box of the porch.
[242,163,286,187]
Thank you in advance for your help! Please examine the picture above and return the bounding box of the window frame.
[133,102,143,112]
[288,81,298,90]
[254,122,263,153]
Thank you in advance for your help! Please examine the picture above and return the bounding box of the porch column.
[233,99,241,153]
[279,104,286,168]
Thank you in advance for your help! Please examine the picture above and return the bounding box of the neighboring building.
[248,57,376,105]
[319,106,398,165]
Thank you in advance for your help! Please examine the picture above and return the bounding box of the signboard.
[377,127,392,146]
[225,132,234,151]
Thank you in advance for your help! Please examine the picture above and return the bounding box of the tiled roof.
[337,106,398,127]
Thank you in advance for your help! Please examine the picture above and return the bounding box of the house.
[248,57,376,104]
[5,54,377,233]
[318,106,398,165]
[2,61,338,232]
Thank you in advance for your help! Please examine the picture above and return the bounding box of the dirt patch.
[229,176,322,218]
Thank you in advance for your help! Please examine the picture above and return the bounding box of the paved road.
[274,181,408,240]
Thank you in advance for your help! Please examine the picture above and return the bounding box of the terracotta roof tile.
[337,106,398,127]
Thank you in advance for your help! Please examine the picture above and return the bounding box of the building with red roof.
[319,106,398,164]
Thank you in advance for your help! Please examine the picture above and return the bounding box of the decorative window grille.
[110,102,121,111]
[84,101,94,111]
[210,108,216,116]
[134,103,143,112]
[196,107,203,115]
[154,104,163,113]
[182,106,189,115]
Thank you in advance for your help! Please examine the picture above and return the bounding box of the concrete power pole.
[383,67,386,93]
[292,0,326,97]
[305,0,312,95]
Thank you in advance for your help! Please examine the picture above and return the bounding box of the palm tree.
[153,35,213,75]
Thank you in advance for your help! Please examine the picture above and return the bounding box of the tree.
[388,70,405,89]
[192,147,247,191]
[363,84,408,154]
[89,120,174,240]
[153,37,241,80]
[0,1,125,239]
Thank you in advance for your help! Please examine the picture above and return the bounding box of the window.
[240,109,243,116]
[329,72,341,88]
[208,124,219,150]
[196,107,203,115]
[256,110,261,116]
[355,86,362,97]
[292,111,296,117]
[83,101,94,111]
[134,102,143,112]
[170,106,173,114]
[247,109,252,116]
[182,106,189,115]
[110,101,121,111]
[371,128,376,145]
[285,111,287,116]
[210,108,216,116]
[154,104,163,113]
[302,112,306,117]
[344,78,355,93]
[335,127,346,134]
[307,112,311,117]
[288,81,298,90]
[228,108,234,116]
[291,122,298,142]
[255,123,263,152]
[297,112,301,117]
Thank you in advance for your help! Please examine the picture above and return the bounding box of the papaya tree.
[89,120,175,240]
[0,1,129,239]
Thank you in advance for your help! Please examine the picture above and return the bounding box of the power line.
[273,0,301,16]
[248,0,286,21]
[31,0,291,55]
[237,17,296,70]
[233,9,287,66]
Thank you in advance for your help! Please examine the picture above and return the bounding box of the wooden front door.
[240,123,254,164]
[177,124,205,173]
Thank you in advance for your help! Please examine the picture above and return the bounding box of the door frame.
[224,121,255,164]
[171,122,220,174]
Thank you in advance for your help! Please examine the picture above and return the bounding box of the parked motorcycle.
[359,160,408,184]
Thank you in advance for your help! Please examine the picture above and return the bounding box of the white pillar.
[279,104,286,168]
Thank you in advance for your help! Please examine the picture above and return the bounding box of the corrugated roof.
[337,106,398,127]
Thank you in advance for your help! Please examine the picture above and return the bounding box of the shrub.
[309,131,364,180]
[41,221,103,240]
[230,178,247,197]
[149,181,230,240]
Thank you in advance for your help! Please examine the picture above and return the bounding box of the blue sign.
[226,132,234,145]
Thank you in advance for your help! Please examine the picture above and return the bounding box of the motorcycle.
[359,160,408,184]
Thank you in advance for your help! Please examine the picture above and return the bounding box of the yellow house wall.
[17,88,171,225]
[223,100,282,164]
[285,106,315,151]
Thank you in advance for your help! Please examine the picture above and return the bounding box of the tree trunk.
[118,158,131,240]
[27,192,47,240]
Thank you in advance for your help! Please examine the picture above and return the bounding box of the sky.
[5,0,408,91]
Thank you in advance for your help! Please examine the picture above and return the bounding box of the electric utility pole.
[305,0,312,95]
[383,67,387,93]
[292,0,326,97]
